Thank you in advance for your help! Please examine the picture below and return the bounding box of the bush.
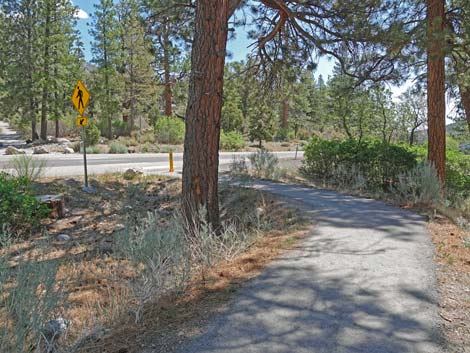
[9,155,46,182]
[302,138,417,187]
[248,149,280,179]
[0,173,48,238]
[114,212,256,323]
[446,150,470,196]
[220,130,245,151]
[85,122,100,147]
[154,117,185,144]
[392,162,443,207]
[0,257,65,353]
[108,142,128,154]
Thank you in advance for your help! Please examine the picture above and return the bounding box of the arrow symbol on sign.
[80,118,85,125]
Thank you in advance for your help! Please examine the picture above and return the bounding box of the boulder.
[5,146,25,155]
[57,137,71,145]
[63,147,75,154]
[33,146,49,154]
[123,168,143,180]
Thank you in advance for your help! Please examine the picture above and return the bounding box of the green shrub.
[302,138,417,187]
[404,145,470,196]
[154,117,185,144]
[249,149,280,179]
[220,131,245,151]
[86,145,103,154]
[9,155,46,182]
[85,122,100,147]
[446,150,470,196]
[108,142,128,154]
[0,173,48,238]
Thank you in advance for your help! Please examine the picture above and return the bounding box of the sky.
[72,0,335,79]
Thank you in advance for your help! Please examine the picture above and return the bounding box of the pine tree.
[118,0,157,134]
[183,0,419,229]
[144,0,192,117]
[90,0,122,139]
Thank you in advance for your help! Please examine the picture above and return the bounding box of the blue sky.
[72,0,335,79]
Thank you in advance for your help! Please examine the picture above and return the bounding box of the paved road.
[0,151,301,177]
[0,119,302,176]
[174,181,444,353]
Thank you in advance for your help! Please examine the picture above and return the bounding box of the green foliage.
[154,116,185,144]
[85,122,101,147]
[108,142,128,154]
[302,138,417,187]
[9,155,46,182]
[220,130,245,151]
[248,149,280,179]
[446,150,470,196]
[405,145,470,196]
[0,173,48,238]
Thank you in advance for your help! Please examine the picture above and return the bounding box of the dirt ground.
[1,173,309,352]
[428,219,470,353]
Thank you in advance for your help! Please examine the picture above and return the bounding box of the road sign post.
[71,80,91,190]
[82,126,89,188]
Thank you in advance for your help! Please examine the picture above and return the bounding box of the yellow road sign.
[76,117,88,127]
[71,80,90,115]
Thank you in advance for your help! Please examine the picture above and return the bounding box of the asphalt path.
[172,181,444,353]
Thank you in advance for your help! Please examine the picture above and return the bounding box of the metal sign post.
[82,125,89,188]
[71,80,91,191]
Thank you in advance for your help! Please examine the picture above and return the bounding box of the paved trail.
[176,182,445,353]
[0,120,25,150]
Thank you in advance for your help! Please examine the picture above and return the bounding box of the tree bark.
[182,0,229,231]
[427,0,446,183]
[40,4,51,141]
[281,99,289,129]
[163,27,173,117]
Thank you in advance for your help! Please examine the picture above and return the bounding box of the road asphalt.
[172,181,444,353]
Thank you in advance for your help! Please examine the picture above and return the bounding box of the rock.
[56,137,71,145]
[157,209,172,216]
[42,318,69,342]
[63,147,74,154]
[33,146,49,154]
[57,234,70,242]
[99,239,114,254]
[255,207,265,219]
[123,168,143,180]
[5,146,25,155]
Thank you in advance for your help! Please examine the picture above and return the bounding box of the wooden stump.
[36,195,65,219]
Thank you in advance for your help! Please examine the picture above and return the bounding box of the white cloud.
[75,8,89,19]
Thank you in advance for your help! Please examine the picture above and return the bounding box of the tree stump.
[36,195,65,219]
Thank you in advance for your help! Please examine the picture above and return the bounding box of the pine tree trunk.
[281,99,289,129]
[163,28,173,117]
[40,5,51,141]
[182,0,229,231]
[427,0,446,183]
